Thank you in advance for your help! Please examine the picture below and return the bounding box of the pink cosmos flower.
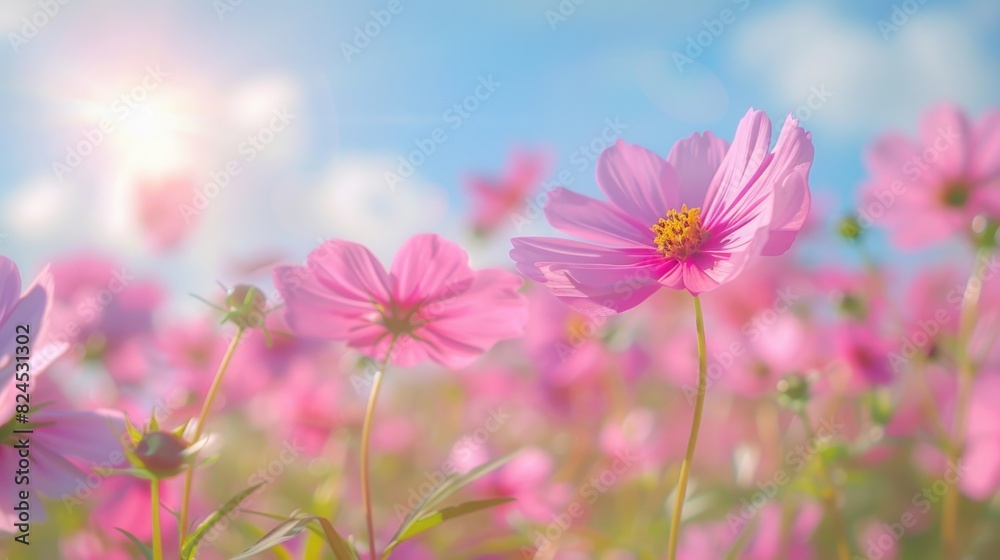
[860,104,1000,248]
[510,109,812,315]
[465,147,552,235]
[273,233,529,369]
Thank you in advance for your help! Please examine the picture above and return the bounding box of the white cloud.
[728,3,997,135]
[274,155,456,262]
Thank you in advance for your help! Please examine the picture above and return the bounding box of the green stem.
[667,295,708,560]
[797,411,851,560]
[942,245,990,559]
[151,479,163,560]
[361,340,397,560]
[179,327,245,544]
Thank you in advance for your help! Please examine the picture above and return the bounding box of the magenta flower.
[510,109,812,315]
[273,233,528,369]
[860,104,1000,248]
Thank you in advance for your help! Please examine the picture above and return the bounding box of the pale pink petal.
[0,266,54,385]
[702,108,774,226]
[0,257,21,321]
[971,108,1000,183]
[919,103,970,180]
[667,131,729,209]
[416,269,527,368]
[543,187,652,247]
[595,140,678,225]
[510,237,662,316]
[756,115,814,256]
[390,234,474,305]
[273,265,373,340]
[308,240,391,304]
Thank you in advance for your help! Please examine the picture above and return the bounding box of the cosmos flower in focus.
[510,109,813,315]
[860,104,1000,248]
[274,233,528,369]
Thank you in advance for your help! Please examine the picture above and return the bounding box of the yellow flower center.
[650,204,710,259]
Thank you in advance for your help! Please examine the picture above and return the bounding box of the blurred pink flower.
[860,104,1000,248]
[961,373,1000,500]
[134,174,200,252]
[274,233,528,369]
[510,108,812,315]
[465,147,551,234]
[48,255,163,385]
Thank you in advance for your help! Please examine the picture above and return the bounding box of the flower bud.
[134,431,190,479]
[225,284,268,329]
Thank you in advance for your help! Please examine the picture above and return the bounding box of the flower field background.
[1,1,1000,559]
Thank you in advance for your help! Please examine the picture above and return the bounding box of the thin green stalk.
[360,339,397,560]
[151,479,163,560]
[179,327,245,543]
[798,411,851,560]
[942,245,990,559]
[667,296,708,560]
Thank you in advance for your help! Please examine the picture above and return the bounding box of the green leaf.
[182,482,264,559]
[398,497,514,541]
[316,518,359,560]
[231,513,358,560]
[230,514,320,560]
[116,528,153,560]
[391,453,516,544]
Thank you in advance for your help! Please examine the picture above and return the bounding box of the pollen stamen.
[650,205,710,259]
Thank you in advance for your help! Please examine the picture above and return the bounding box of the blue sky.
[1,0,998,297]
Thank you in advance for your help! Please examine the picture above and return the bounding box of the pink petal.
[510,237,662,316]
[757,115,814,256]
[971,108,1000,184]
[961,440,1000,500]
[543,187,652,247]
[0,257,21,322]
[919,103,970,180]
[416,269,527,368]
[390,234,474,305]
[667,131,729,209]
[274,241,392,343]
[0,265,54,385]
[595,140,678,225]
[702,108,774,227]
